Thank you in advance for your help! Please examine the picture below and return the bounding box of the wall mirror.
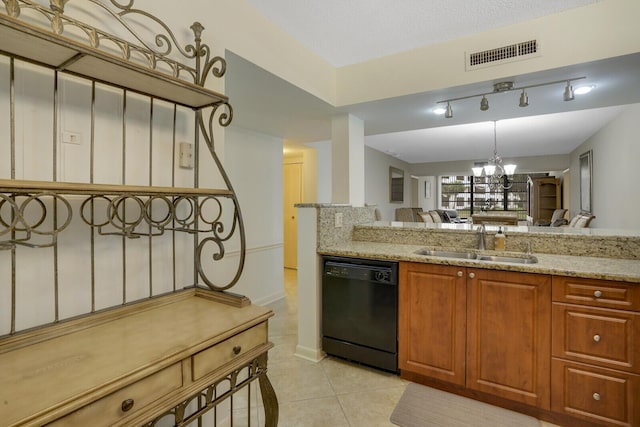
[389,166,404,203]
[579,150,593,212]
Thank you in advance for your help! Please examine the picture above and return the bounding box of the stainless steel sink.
[414,249,477,259]
[476,255,538,264]
[415,248,538,264]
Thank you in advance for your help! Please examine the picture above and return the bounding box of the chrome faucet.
[476,224,486,250]
[524,241,532,256]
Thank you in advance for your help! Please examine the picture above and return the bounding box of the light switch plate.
[179,142,194,169]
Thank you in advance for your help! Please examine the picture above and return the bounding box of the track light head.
[564,81,574,101]
[480,96,489,111]
[445,102,453,118]
[519,90,529,107]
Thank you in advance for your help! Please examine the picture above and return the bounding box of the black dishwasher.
[322,256,398,372]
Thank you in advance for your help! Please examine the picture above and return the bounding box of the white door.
[283,163,302,269]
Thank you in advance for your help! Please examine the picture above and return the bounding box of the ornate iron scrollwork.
[143,354,277,427]
[1,0,247,290]
[0,192,73,249]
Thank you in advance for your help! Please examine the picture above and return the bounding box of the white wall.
[417,176,437,211]
[409,154,570,177]
[306,140,332,203]
[364,146,413,221]
[569,103,640,229]
[224,127,285,305]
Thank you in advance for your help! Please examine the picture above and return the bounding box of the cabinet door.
[466,269,551,409]
[399,262,466,385]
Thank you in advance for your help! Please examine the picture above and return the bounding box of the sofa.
[395,208,462,223]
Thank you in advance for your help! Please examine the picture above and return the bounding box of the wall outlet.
[62,131,81,145]
[179,142,194,169]
[335,212,343,228]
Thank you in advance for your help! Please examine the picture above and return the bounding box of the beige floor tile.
[338,386,406,427]
[277,396,350,427]
[267,333,299,364]
[268,357,336,403]
[321,356,407,395]
[267,310,298,337]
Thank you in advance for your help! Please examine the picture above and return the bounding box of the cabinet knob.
[233,345,242,355]
[121,398,134,412]
[468,272,475,279]
[457,271,463,277]
[594,290,603,298]
[593,392,601,401]
[593,334,601,342]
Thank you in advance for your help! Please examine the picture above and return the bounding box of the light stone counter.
[318,240,640,284]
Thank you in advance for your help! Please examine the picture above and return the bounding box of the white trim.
[251,290,286,306]
[223,243,283,258]
[294,344,326,363]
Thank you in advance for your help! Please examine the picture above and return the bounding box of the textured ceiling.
[245,0,598,66]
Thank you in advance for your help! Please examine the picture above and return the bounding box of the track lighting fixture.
[519,90,528,107]
[445,102,453,118]
[437,77,586,116]
[563,81,574,101]
[480,96,489,111]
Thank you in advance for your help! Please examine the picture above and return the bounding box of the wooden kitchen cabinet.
[552,276,640,426]
[466,269,551,409]
[399,263,551,409]
[399,263,467,385]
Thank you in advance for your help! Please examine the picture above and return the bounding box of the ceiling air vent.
[466,40,539,70]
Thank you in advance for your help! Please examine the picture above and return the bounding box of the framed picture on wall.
[389,167,404,203]
[424,181,431,198]
[579,150,592,212]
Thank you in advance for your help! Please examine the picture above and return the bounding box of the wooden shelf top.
[0,290,272,426]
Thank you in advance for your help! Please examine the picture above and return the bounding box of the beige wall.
[336,1,640,105]
[138,0,639,110]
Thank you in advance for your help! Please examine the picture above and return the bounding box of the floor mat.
[390,383,540,427]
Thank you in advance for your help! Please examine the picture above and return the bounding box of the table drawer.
[551,359,640,427]
[49,362,182,427]
[552,276,640,311]
[192,321,267,381]
[552,303,639,373]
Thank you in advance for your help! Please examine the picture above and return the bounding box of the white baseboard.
[251,290,286,306]
[294,344,326,363]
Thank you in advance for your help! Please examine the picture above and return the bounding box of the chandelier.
[472,121,516,190]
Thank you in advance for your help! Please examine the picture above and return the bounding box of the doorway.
[283,162,302,269]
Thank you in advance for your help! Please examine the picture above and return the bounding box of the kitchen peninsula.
[297,204,640,427]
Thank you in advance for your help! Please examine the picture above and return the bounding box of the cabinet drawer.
[49,362,183,427]
[192,322,267,381]
[552,303,639,373]
[551,359,640,427]
[552,276,640,311]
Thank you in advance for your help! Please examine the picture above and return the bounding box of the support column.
[331,114,365,206]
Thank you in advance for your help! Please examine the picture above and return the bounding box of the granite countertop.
[318,241,640,284]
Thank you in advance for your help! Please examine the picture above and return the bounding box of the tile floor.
[233,268,560,427]
[261,268,406,427]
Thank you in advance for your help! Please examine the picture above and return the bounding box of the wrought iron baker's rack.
[0,0,246,312]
